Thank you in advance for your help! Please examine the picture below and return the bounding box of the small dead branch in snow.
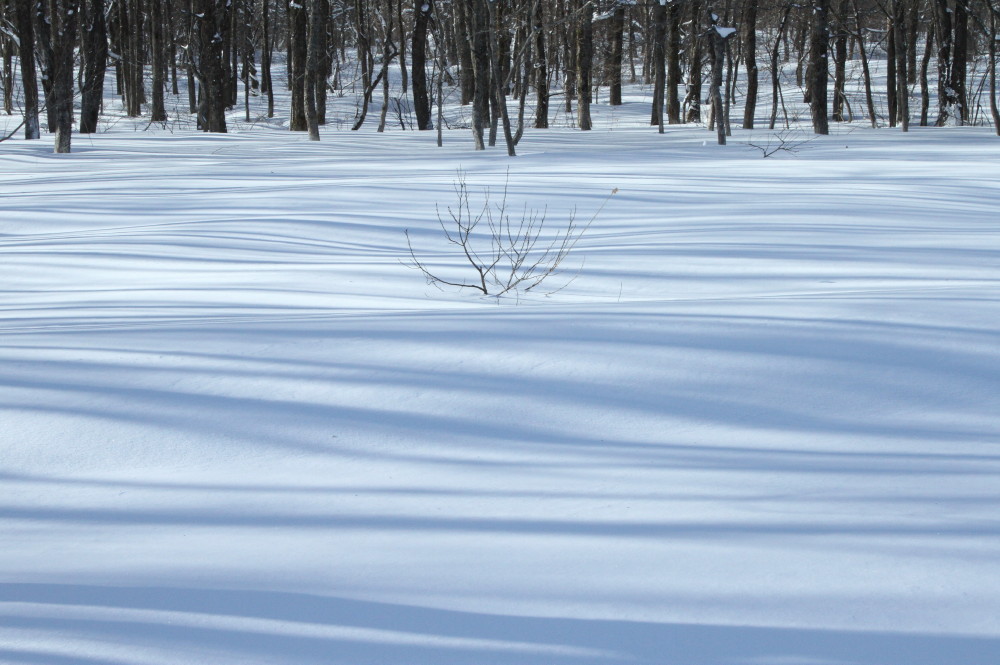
[745,128,818,158]
[405,172,617,297]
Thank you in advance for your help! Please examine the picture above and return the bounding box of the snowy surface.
[3,99,1000,664]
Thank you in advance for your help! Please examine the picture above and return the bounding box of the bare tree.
[47,0,78,152]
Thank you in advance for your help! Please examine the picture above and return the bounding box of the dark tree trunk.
[886,14,897,126]
[470,0,489,149]
[932,0,954,125]
[532,0,548,128]
[769,3,792,129]
[919,26,933,126]
[650,0,666,126]
[151,0,168,122]
[314,0,329,124]
[684,0,703,123]
[950,0,968,124]
[262,0,275,117]
[305,0,321,140]
[193,0,228,132]
[708,13,730,145]
[47,0,79,152]
[455,0,475,105]
[831,0,848,122]
[807,0,830,134]
[850,0,876,127]
[125,0,143,117]
[989,2,999,135]
[608,2,624,106]
[34,1,55,131]
[412,0,433,129]
[576,0,592,130]
[665,0,681,124]
[289,0,308,130]
[742,0,759,128]
[80,0,108,133]
[0,12,11,115]
[893,0,908,131]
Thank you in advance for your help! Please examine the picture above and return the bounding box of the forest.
[2,0,999,154]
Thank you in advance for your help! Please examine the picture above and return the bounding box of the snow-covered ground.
[3,74,1000,665]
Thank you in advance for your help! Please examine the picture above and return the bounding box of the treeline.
[1,0,999,154]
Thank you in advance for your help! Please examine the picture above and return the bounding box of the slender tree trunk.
[893,0,908,131]
[1,27,12,115]
[412,0,433,129]
[950,0,968,124]
[34,0,55,131]
[665,0,681,123]
[305,0,321,139]
[807,0,830,134]
[576,0,592,130]
[831,0,848,122]
[685,0,704,123]
[650,0,666,126]
[933,0,954,125]
[919,26,933,126]
[151,0,168,122]
[533,0,548,128]
[79,0,108,133]
[769,4,792,129]
[289,0,308,130]
[470,0,489,149]
[608,1,624,106]
[886,13,897,127]
[708,14,730,145]
[377,0,393,132]
[193,0,228,132]
[262,0,275,117]
[487,0,515,155]
[990,3,1000,135]
[48,0,79,152]
[742,0,758,128]
[851,0,877,127]
[455,0,475,105]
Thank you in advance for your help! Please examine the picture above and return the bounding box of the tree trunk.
[665,0,681,124]
[932,0,954,125]
[989,2,999,135]
[532,0,548,128]
[919,26,933,126]
[742,0,758,128]
[886,14,897,127]
[831,0,848,122]
[470,0,489,149]
[850,0,876,127]
[769,4,792,129]
[289,0,308,131]
[576,0,592,130]
[893,0,908,131]
[454,0,475,105]
[684,0,703,123]
[412,0,433,129]
[262,0,275,117]
[79,0,108,133]
[193,0,228,132]
[47,0,79,152]
[151,0,168,122]
[608,2,624,106]
[305,0,321,140]
[950,0,968,124]
[708,15,729,145]
[650,0,666,126]
[807,0,830,134]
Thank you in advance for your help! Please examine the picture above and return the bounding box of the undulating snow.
[2,69,1000,665]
